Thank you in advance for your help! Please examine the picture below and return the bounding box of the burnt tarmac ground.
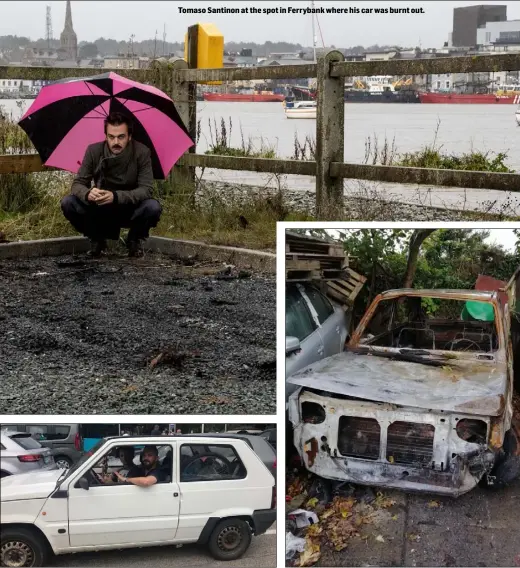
[0,252,275,414]
[313,478,520,567]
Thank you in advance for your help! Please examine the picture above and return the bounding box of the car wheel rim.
[55,459,70,469]
[217,526,242,551]
[1,540,34,567]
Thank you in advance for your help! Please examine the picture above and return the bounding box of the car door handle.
[336,326,340,333]
[318,347,324,355]
[173,492,179,497]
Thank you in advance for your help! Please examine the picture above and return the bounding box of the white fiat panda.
[0,435,276,567]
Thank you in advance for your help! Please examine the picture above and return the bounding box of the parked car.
[2,424,82,469]
[288,288,520,496]
[1,434,276,567]
[258,428,277,452]
[286,282,350,398]
[0,431,57,477]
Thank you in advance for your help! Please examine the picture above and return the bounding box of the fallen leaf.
[307,524,323,537]
[391,514,398,521]
[388,455,395,464]
[299,538,321,567]
[149,353,164,369]
[407,533,420,542]
[376,535,385,543]
[374,492,396,509]
[306,497,319,509]
[428,500,440,508]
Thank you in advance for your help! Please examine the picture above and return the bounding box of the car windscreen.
[58,438,107,484]
[9,433,42,450]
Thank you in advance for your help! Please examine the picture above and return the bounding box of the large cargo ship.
[419,92,520,104]
[344,89,420,103]
[202,92,285,102]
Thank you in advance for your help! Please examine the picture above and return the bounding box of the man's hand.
[96,190,114,206]
[114,471,126,482]
[87,187,104,202]
[88,188,114,205]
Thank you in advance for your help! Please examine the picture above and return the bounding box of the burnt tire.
[207,518,252,561]
[308,476,332,505]
[0,527,49,567]
[483,455,520,490]
[481,429,520,490]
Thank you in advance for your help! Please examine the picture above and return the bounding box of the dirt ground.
[286,473,520,567]
[0,251,275,414]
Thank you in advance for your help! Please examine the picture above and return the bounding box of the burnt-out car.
[288,288,520,496]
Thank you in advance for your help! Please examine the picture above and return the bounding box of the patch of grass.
[364,120,514,173]
[0,177,312,250]
[203,117,276,158]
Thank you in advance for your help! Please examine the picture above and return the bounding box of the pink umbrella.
[18,72,194,178]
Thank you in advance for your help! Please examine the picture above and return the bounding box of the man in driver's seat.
[114,445,167,486]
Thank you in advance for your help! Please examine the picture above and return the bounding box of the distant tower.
[46,6,53,49]
[60,0,77,59]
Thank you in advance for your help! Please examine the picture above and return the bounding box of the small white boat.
[285,101,317,119]
[516,107,520,126]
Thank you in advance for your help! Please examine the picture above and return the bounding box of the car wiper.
[348,347,450,367]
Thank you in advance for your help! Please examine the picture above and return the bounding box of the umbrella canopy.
[18,72,194,179]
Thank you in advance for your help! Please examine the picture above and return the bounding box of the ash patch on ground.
[0,252,275,414]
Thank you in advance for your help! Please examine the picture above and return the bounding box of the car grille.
[338,417,381,460]
[337,417,435,466]
[386,421,435,466]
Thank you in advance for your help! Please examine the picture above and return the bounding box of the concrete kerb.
[146,236,276,273]
[0,235,277,273]
[0,236,90,259]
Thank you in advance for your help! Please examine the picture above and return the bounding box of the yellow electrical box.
[184,23,223,85]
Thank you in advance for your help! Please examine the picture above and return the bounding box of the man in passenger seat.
[114,445,167,486]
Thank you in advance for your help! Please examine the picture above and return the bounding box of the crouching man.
[61,112,161,257]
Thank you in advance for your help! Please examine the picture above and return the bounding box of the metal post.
[315,49,345,219]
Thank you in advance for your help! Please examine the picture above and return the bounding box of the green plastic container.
[461,301,495,322]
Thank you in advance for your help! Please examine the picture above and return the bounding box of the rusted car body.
[288,288,519,496]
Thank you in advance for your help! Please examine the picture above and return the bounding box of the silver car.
[0,431,57,477]
[286,282,350,398]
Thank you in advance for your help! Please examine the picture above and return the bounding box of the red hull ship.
[203,93,285,102]
[419,92,519,104]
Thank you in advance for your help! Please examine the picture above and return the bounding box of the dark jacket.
[71,140,154,206]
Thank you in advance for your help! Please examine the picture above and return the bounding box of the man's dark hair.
[142,445,159,457]
[104,112,133,135]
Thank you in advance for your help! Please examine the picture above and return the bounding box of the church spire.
[64,0,73,30]
[60,0,78,60]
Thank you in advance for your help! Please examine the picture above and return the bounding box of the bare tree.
[402,229,437,288]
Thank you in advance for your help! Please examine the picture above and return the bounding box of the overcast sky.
[2,1,520,48]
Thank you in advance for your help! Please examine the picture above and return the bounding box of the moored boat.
[285,101,317,119]
[419,92,519,104]
[203,92,285,102]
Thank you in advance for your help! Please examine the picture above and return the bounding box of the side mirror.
[78,477,90,491]
[286,336,301,354]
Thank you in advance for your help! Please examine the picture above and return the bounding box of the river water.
[2,98,519,214]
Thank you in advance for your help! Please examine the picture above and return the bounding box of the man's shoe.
[127,238,144,258]
[88,239,107,258]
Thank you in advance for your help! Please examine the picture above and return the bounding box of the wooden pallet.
[286,268,350,282]
[285,232,346,259]
[325,268,367,306]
